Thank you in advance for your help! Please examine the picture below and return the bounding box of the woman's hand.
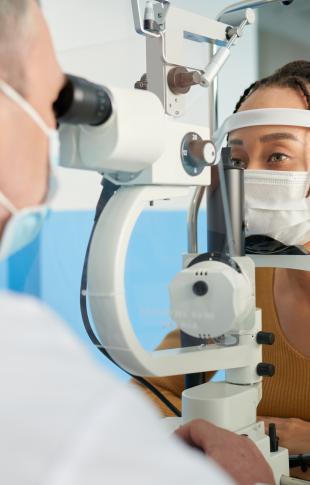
[259,416,310,480]
[258,416,310,454]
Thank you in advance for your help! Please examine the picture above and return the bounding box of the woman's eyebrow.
[228,132,303,146]
[259,132,302,143]
[228,139,243,146]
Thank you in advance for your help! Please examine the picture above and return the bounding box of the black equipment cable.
[245,235,309,255]
[289,453,310,472]
[80,178,181,418]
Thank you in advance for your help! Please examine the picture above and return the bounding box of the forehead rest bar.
[213,108,310,149]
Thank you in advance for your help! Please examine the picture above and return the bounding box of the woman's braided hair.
[233,60,310,113]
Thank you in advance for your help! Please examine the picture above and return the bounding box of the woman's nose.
[246,160,263,170]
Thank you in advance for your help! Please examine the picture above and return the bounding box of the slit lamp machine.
[54,1,310,483]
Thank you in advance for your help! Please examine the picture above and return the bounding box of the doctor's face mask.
[213,108,310,247]
[0,80,60,261]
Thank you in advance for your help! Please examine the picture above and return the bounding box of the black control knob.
[269,423,279,452]
[256,332,275,346]
[192,281,208,297]
[257,363,275,377]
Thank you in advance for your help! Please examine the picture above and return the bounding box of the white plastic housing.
[107,121,211,186]
[169,261,253,339]
[87,186,259,377]
[218,8,256,25]
[59,87,166,173]
[182,381,261,431]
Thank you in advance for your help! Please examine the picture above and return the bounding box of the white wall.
[42,0,258,210]
[258,1,310,77]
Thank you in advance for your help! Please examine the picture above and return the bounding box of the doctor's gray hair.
[0,0,38,94]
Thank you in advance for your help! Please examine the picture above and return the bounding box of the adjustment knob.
[257,363,275,377]
[168,67,200,95]
[256,331,275,346]
[188,139,216,166]
[268,423,279,453]
[192,281,208,297]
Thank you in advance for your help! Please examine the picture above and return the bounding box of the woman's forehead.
[238,85,308,111]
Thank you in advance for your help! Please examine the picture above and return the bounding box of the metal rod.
[187,42,218,255]
[185,42,217,390]
[206,160,237,257]
[211,42,219,131]
[222,157,245,256]
[206,158,245,257]
[187,186,205,253]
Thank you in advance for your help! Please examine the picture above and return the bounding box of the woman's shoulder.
[156,328,181,350]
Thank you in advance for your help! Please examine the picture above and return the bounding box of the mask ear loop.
[0,192,18,215]
[0,80,59,206]
[306,174,310,198]
[0,80,51,137]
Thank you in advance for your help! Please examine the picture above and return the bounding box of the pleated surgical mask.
[0,194,48,260]
[244,170,310,246]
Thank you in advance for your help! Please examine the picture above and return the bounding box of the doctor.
[0,1,274,485]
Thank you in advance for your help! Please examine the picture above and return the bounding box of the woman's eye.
[231,157,247,167]
[268,152,290,163]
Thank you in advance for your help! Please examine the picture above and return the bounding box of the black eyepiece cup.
[54,74,112,126]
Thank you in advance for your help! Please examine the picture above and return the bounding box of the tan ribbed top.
[256,267,310,420]
[134,268,310,420]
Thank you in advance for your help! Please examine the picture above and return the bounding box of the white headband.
[213,108,310,150]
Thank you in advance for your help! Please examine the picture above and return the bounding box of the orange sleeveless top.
[134,268,310,420]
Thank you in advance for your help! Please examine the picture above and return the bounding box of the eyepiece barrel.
[54,74,112,126]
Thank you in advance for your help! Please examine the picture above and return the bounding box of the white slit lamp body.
[59,1,309,484]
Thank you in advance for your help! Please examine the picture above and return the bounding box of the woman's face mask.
[244,170,310,246]
[0,80,60,260]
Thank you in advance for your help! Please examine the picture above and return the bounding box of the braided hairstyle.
[233,60,310,113]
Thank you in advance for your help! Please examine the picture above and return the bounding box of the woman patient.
[133,60,310,480]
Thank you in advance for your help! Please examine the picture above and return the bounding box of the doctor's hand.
[175,419,275,485]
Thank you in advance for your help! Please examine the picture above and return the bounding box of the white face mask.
[0,80,60,261]
[244,170,310,247]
